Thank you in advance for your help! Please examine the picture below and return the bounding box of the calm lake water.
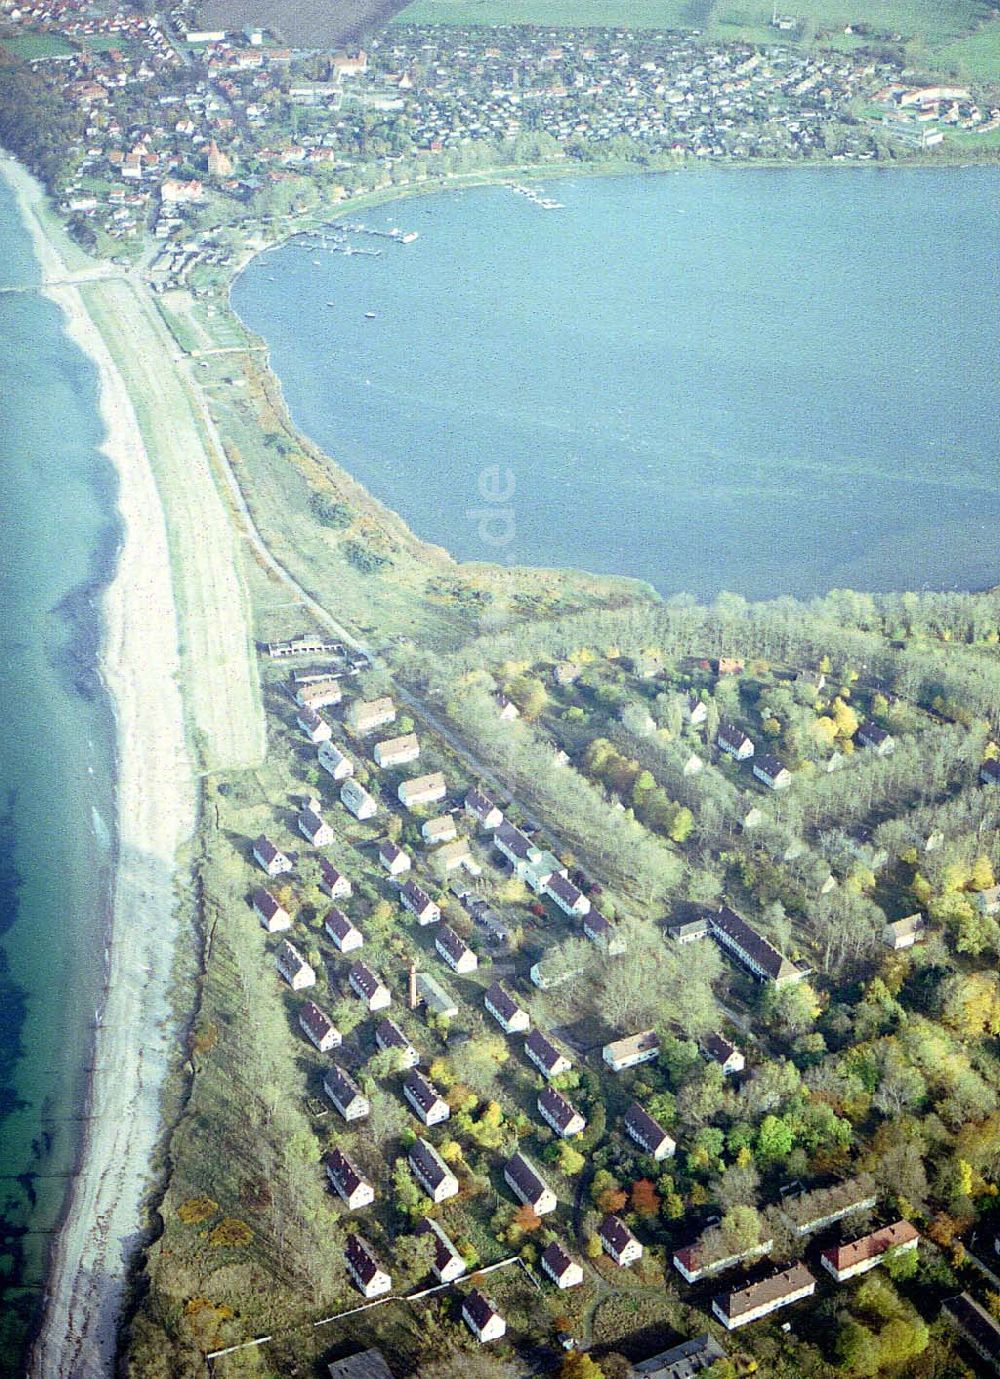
[233,166,1000,599]
[0,175,117,1374]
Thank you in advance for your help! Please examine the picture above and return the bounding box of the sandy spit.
[0,154,197,1378]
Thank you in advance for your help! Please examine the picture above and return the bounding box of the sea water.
[0,174,117,1374]
[233,166,1000,599]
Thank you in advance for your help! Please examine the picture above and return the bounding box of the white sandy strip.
[0,160,198,1376]
[29,278,197,1379]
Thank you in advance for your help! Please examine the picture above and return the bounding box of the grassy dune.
[81,278,266,773]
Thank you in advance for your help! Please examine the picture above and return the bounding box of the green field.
[0,32,74,58]
[396,0,1000,83]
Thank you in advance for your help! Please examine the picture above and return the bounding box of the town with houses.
[136,602,1000,1377]
[1,0,998,287]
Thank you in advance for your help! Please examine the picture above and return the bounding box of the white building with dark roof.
[599,1214,643,1267]
[710,906,804,986]
[253,834,292,877]
[544,872,591,917]
[400,878,440,926]
[378,841,411,876]
[298,802,334,847]
[319,858,352,900]
[323,1065,369,1121]
[408,1137,459,1203]
[403,1069,449,1125]
[623,1102,676,1161]
[349,961,391,1011]
[525,1029,572,1080]
[538,1086,586,1138]
[484,981,529,1034]
[374,1016,419,1068]
[345,1233,392,1298]
[435,924,477,973]
[504,1152,557,1215]
[325,904,363,952]
[253,887,291,932]
[465,787,503,830]
[416,1217,466,1282]
[275,939,315,991]
[299,1000,341,1052]
[541,1240,583,1289]
[461,1288,506,1343]
[325,1147,374,1210]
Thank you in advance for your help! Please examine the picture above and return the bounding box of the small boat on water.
[365,311,377,319]
[327,301,335,307]
[401,231,419,243]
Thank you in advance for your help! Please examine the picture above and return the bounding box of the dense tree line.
[0,59,85,189]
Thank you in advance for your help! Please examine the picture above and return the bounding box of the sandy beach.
[1,155,198,1378]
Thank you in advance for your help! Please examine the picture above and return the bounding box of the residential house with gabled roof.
[318,739,354,781]
[435,924,477,973]
[632,1334,726,1378]
[541,1240,584,1290]
[295,678,342,710]
[408,1137,458,1203]
[712,1263,815,1330]
[701,1032,745,1076]
[253,834,292,877]
[538,1086,586,1138]
[327,1347,394,1379]
[504,1152,557,1215]
[421,814,457,845]
[603,1030,659,1073]
[319,858,352,900]
[298,801,334,847]
[484,981,529,1034]
[379,840,411,876]
[856,721,895,755]
[683,693,709,726]
[980,759,1000,786]
[494,821,564,892]
[325,1147,373,1210]
[275,939,315,991]
[253,887,291,932]
[673,1231,774,1284]
[666,916,710,944]
[525,1029,572,1080]
[399,878,440,926]
[416,1217,466,1283]
[623,1102,676,1161]
[545,871,591,917]
[324,1065,369,1121]
[373,732,420,769]
[325,905,363,952]
[821,1221,917,1282]
[882,913,927,949]
[340,777,377,820]
[375,1017,419,1068]
[299,1000,341,1052]
[495,820,533,865]
[942,1292,1000,1370]
[599,1214,643,1267]
[433,837,480,875]
[710,906,804,986]
[345,1234,392,1298]
[349,961,391,1011]
[778,1175,877,1237]
[717,722,754,760]
[297,703,332,743]
[399,772,447,809]
[461,1288,506,1343]
[403,1069,449,1125]
[465,788,503,830]
[753,753,792,790]
[584,909,626,953]
[414,971,458,1019]
[347,697,395,735]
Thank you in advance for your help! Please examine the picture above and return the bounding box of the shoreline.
[0,152,198,1379]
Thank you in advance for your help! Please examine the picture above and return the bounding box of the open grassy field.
[0,31,74,58]
[81,278,266,773]
[396,0,1000,83]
